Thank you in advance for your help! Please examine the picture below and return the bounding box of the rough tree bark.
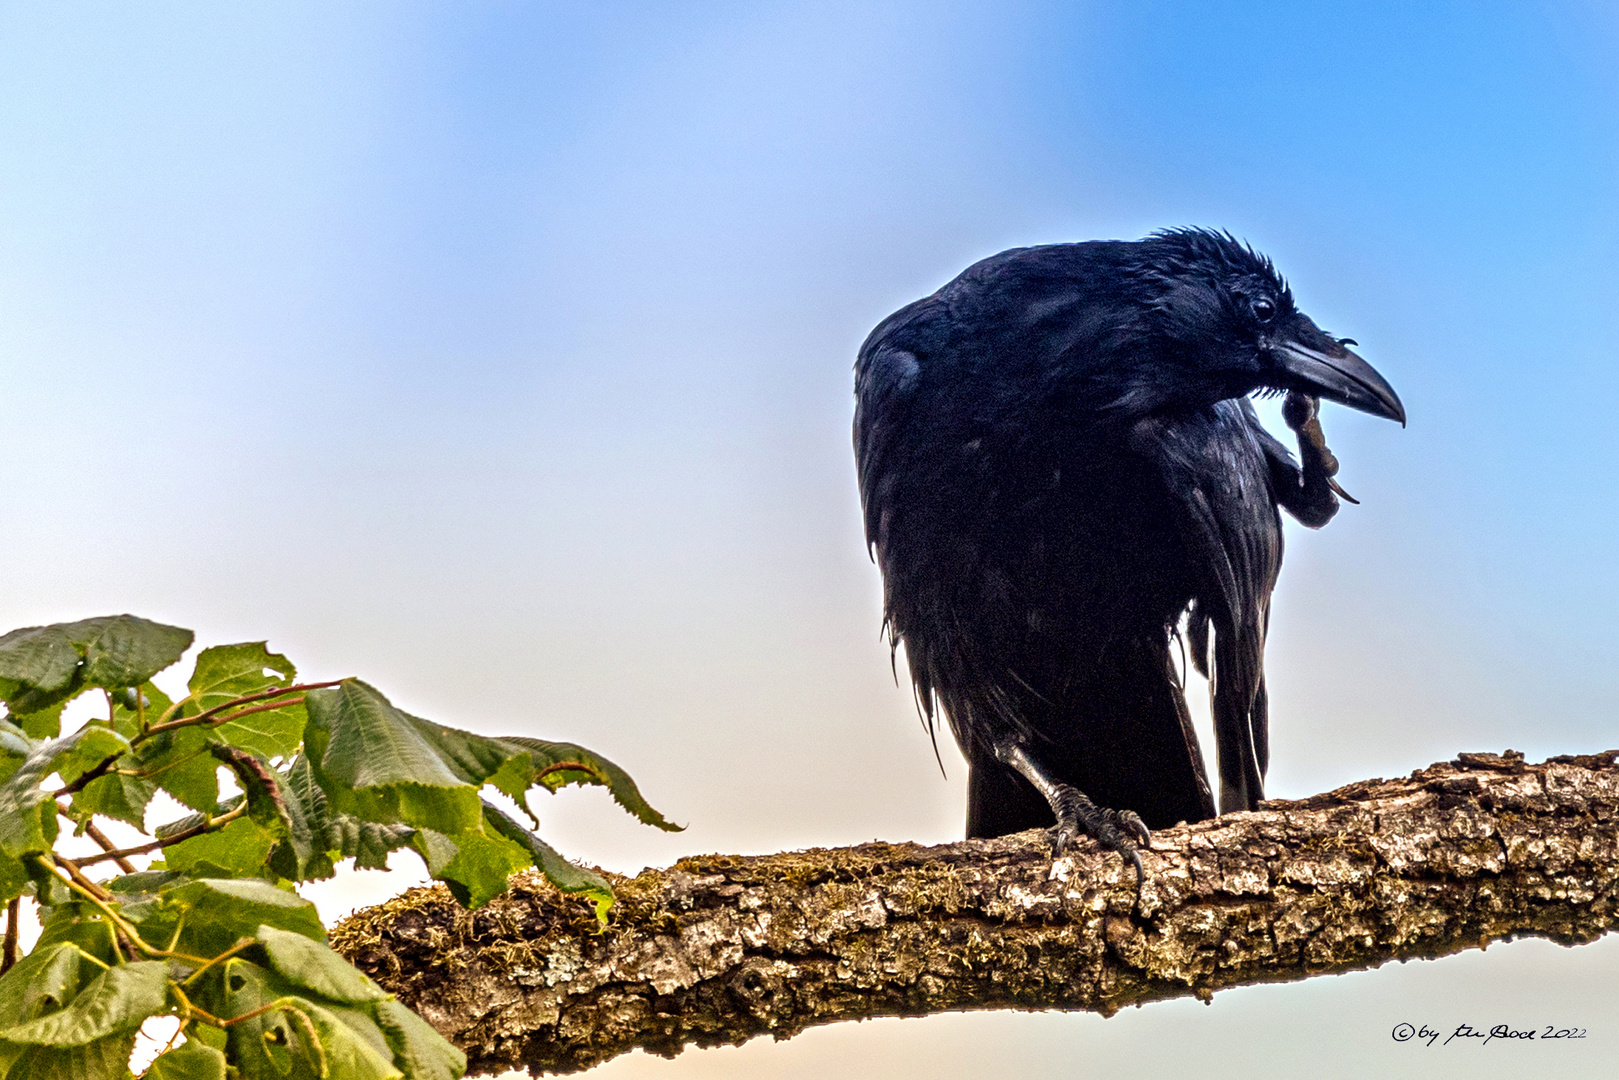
[332,750,1619,1076]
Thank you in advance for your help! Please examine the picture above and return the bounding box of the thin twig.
[143,681,343,739]
[152,1012,188,1060]
[37,855,133,962]
[2,898,18,974]
[82,819,138,874]
[37,855,223,967]
[189,696,307,730]
[52,680,343,799]
[72,804,247,870]
[182,937,257,987]
[53,853,114,902]
[170,983,227,1028]
[51,756,119,798]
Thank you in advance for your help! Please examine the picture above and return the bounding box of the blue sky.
[2,3,1616,1077]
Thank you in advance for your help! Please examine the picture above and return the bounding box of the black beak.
[1270,336,1405,426]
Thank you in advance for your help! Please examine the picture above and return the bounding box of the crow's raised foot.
[1283,390,1357,504]
[1048,782,1151,887]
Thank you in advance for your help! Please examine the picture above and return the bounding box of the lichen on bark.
[332,750,1619,1076]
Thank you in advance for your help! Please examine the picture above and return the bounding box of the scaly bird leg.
[1282,391,1358,505]
[993,740,1150,887]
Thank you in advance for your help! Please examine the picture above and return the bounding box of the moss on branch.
[332,750,1619,1076]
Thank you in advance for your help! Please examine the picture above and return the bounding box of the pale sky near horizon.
[2,4,1617,1078]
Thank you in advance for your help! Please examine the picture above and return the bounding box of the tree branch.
[332,750,1619,1076]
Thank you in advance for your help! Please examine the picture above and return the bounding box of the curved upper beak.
[1270,336,1405,426]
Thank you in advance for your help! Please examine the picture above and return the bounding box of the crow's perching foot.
[994,740,1152,888]
[1050,782,1151,885]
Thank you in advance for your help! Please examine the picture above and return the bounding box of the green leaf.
[373,999,466,1080]
[108,681,172,740]
[407,830,458,877]
[184,643,296,718]
[260,760,331,884]
[0,729,120,858]
[146,1036,227,1080]
[160,815,277,878]
[482,802,614,923]
[72,770,157,831]
[0,943,83,1028]
[2,1031,137,1080]
[105,679,210,813]
[412,825,530,910]
[133,726,218,814]
[339,816,417,873]
[0,677,85,724]
[303,683,480,836]
[106,871,182,895]
[97,889,183,960]
[500,736,680,831]
[386,713,514,789]
[139,646,305,801]
[64,692,163,826]
[159,878,324,958]
[301,682,675,853]
[73,616,194,690]
[31,905,118,965]
[11,703,63,741]
[322,1000,395,1061]
[301,1001,402,1080]
[209,747,330,882]
[380,714,680,833]
[0,741,26,821]
[0,616,192,695]
[256,925,387,1005]
[0,960,166,1045]
[213,698,308,764]
[152,798,242,843]
[0,616,189,722]
[0,625,85,697]
[185,662,307,763]
[51,727,129,790]
[283,757,414,873]
[48,727,148,833]
[0,849,29,908]
[215,959,306,1080]
[214,960,400,1080]
[0,722,32,766]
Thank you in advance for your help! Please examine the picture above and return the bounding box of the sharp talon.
[1004,762,1151,886]
[1121,811,1151,847]
[1327,476,1359,504]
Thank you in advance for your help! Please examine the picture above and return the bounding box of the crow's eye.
[1251,297,1276,324]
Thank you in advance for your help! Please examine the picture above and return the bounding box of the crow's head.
[1130,228,1405,424]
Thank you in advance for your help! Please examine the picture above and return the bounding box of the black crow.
[853,229,1403,877]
